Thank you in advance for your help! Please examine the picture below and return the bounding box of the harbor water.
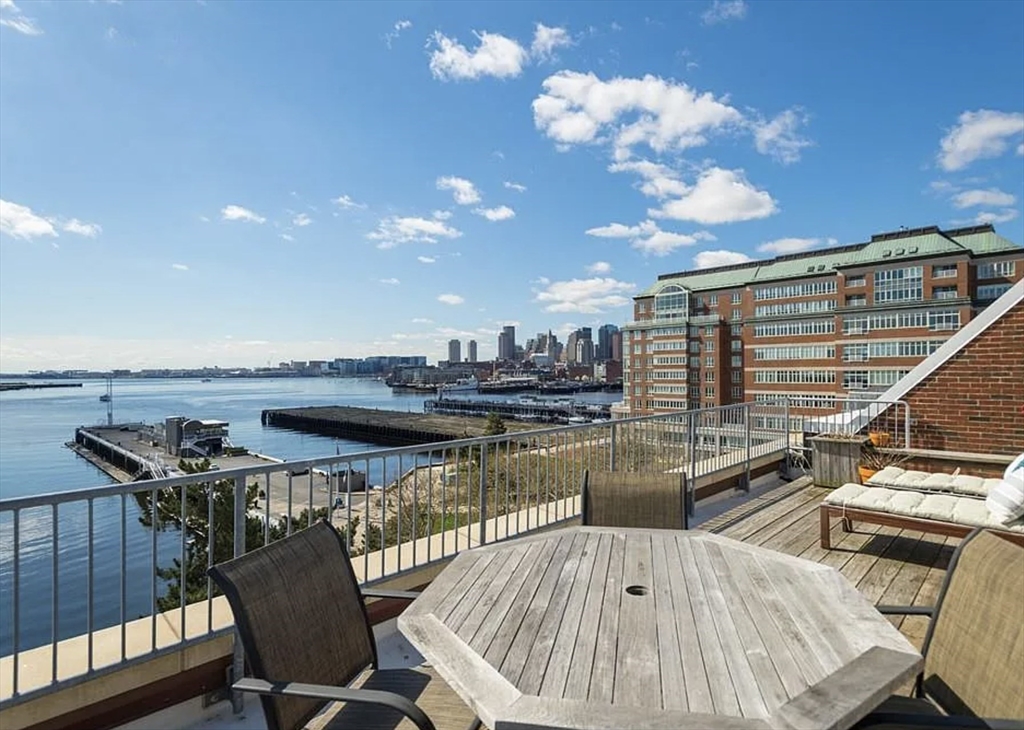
[0,377,620,655]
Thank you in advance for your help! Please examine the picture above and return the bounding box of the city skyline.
[1,1,1022,371]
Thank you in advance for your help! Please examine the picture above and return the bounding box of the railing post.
[743,405,752,493]
[231,474,246,714]
[687,410,697,496]
[609,422,617,472]
[903,401,911,449]
[478,444,488,546]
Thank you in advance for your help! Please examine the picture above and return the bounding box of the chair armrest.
[858,712,1024,729]
[362,589,422,601]
[233,677,436,730]
[875,605,934,616]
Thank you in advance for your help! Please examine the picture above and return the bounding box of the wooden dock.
[261,405,534,446]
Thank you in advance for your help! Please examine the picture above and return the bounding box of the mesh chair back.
[922,529,1024,719]
[582,470,688,530]
[209,521,377,730]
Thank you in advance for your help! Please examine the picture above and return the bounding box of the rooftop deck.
[141,477,954,730]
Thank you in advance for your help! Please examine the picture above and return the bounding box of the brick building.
[622,224,1023,418]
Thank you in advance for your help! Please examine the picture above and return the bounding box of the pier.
[261,406,533,446]
[424,397,612,423]
[0,382,83,391]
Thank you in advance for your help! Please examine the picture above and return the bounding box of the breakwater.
[0,382,83,391]
[261,406,531,446]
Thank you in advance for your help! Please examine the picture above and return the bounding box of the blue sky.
[1,0,1022,371]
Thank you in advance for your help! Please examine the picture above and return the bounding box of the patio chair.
[855,528,1024,730]
[581,470,689,530]
[209,521,481,730]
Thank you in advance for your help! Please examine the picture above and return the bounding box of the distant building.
[447,339,461,365]
[610,330,623,362]
[597,324,619,360]
[498,325,517,360]
[622,223,1023,416]
[467,340,478,362]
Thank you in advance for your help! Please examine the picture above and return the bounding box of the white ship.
[438,377,479,394]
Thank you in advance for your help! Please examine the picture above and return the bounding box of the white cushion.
[826,483,1024,533]
[866,466,997,498]
[987,453,1024,524]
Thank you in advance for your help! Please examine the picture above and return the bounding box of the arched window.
[654,285,688,320]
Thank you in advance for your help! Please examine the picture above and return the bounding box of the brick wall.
[902,300,1024,455]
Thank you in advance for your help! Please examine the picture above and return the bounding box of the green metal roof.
[639,225,1022,296]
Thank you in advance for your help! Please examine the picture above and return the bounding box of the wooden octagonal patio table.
[397,526,922,730]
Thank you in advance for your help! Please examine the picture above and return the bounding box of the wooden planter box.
[809,435,866,488]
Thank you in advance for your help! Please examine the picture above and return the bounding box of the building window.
[731,387,743,399]
[752,345,835,360]
[689,341,700,354]
[731,291,742,304]
[731,355,742,367]
[732,370,742,383]
[730,340,742,352]
[933,286,958,300]
[928,311,960,331]
[843,344,869,362]
[704,340,715,352]
[704,387,715,398]
[754,299,836,317]
[845,275,866,288]
[704,325,715,336]
[873,266,923,304]
[978,283,1012,301]
[845,294,867,307]
[708,297,718,310]
[731,324,742,336]
[654,284,688,320]
[932,264,957,279]
[753,370,837,384]
[689,371,699,382]
[977,261,1015,280]
[705,371,715,383]
[730,309,742,322]
[754,280,837,301]
[842,371,869,390]
[705,356,715,367]
[754,319,835,338]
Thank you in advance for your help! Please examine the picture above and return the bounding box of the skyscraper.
[597,324,619,361]
[447,339,461,364]
[498,325,516,360]
[467,340,477,362]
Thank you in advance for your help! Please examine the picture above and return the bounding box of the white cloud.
[279,233,295,242]
[379,277,401,285]
[694,249,753,269]
[384,19,412,48]
[951,188,1016,209]
[586,261,612,274]
[432,209,452,220]
[417,255,436,264]
[474,205,515,221]
[648,167,778,225]
[1019,142,1024,156]
[757,237,822,254]
[938,110,1024,171]
[533,71,743,157]
[428,30,528,81]
[411,318,434,324]
[752,108,812,164]
[437,293,465,305]
[585,218,716,256]
[0,0,42,36]
[292,212,312,227]
[534,277,636,313]
[436,176,482,205]
[608,159,688,198]
[221,205,266,224]
[171,263,189,271]
[531,23,572,60]
[367,215,462,249]
[1,200,104,242]
[504,181,527,193]
[332,194,367,210]
[0,200,56,240]
[702,0,748,25]
[62,219,102,237]
[972,209,1019,225]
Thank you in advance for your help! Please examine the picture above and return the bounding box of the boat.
[439,377,478,394]
[99,394,111,402]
